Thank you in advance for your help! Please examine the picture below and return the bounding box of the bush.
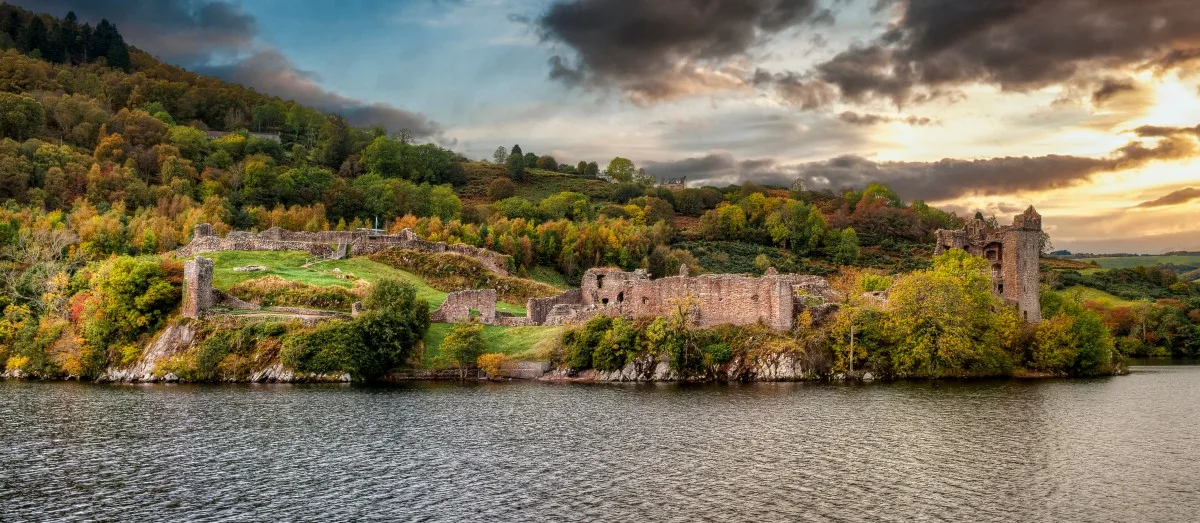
[280,279,430,380]
[487,178,517,201]
[477,352,508,377]
[228,276,365,310]
[593,317,639,372]
[562,315,612,370]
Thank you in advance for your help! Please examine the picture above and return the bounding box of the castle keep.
[935,206,1043,322]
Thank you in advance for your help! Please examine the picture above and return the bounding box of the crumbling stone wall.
[176,225,511,276]
[934,206,1042,322]
[527,289,583,325]
[430,290,498,323]
[183,257,214,319]
[577,267,832,331]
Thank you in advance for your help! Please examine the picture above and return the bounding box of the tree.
[585,161,600,178]
[492,146,508,164]
[882,249,1016,377]
[356,279,430,375]
[506,150,526,181]
[319,114,353,169]
[576,160,587,175]
[536,155,558,171]
[524,152,538,169]
[830,227,860,264]
[605,157,636,183]
[0,93,45,141]
[362,135,407,177]
[439,321,486,378]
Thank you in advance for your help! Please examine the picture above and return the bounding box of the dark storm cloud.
[1135,187,1200,208]
[806,0,1200,108]
[197,51,442,138]
[14,0,443,137]
[645,129,1200,201]
[537,0,830,101]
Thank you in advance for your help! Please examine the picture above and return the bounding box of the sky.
[17,0,1200,253]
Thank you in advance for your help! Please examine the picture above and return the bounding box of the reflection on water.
[2,368,1199,522]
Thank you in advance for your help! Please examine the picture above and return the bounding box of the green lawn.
[1088,255,1200,269]
[198,250,526,313]
[421,323,563,366]
[1057,286,1148,308]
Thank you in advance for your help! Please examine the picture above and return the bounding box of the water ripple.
[2,369,1199,521]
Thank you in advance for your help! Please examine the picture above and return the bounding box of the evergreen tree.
[18,15,48,55]
[507,144,525,181]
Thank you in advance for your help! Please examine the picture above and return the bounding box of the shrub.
[228,276,365,311]
[487,178,517,201]
[562,315,612,370]
[477,353,508,377]
[593,317,639,372]
[280,280,430,380]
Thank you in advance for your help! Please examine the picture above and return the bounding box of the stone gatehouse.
[934,206,1043,322]
[176,224,512,276]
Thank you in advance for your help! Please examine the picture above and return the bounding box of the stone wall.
[176,224,511,276]
[526,289,583,325]
[182,257,213,319]
[577,267,832,331]
[430,290,498,323]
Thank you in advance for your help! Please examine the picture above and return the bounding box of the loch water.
[2,366,1199,522]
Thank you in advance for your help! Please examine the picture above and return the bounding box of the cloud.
[805,0,1200,108]
[1091,78,1137,105]
[15,0,443,137]
[1135,187,1200,208]
[837,111,932,126]
[537,0,830,102]
[197,51,442,138]
[645,128,1200,201]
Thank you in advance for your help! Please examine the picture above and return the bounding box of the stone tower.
[183,256,214,319]
[934,206,1042,323]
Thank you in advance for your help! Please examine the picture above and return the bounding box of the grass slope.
[1088,255,1200,269]
[1058,285,1147,308]
[461,162,613,202]
[421,323,563,366]
[200,250,527,313]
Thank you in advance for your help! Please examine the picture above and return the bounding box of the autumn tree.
[439,320,486,378]
[604,157,636,183]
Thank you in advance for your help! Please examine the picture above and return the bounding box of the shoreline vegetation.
[1,5,1197,386]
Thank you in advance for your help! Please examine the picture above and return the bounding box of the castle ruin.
[934,206,1043,322]
[176,224,512,276]
[433,265,837,330]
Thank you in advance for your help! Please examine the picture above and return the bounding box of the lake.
[2,367,1199,522]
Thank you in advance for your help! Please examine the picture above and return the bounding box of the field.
[1086,255,1200,270]
[199,250,527,313]
[1057,286,1147,308]
[421,323,563,366]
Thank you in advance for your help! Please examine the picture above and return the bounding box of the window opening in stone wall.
[597,275,605,289]
[601,298,609,305]
[617,292,624,303]
[642,297,649,305]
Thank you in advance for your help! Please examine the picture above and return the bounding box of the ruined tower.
[935,206,1042,322]
[182,256,214,319]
